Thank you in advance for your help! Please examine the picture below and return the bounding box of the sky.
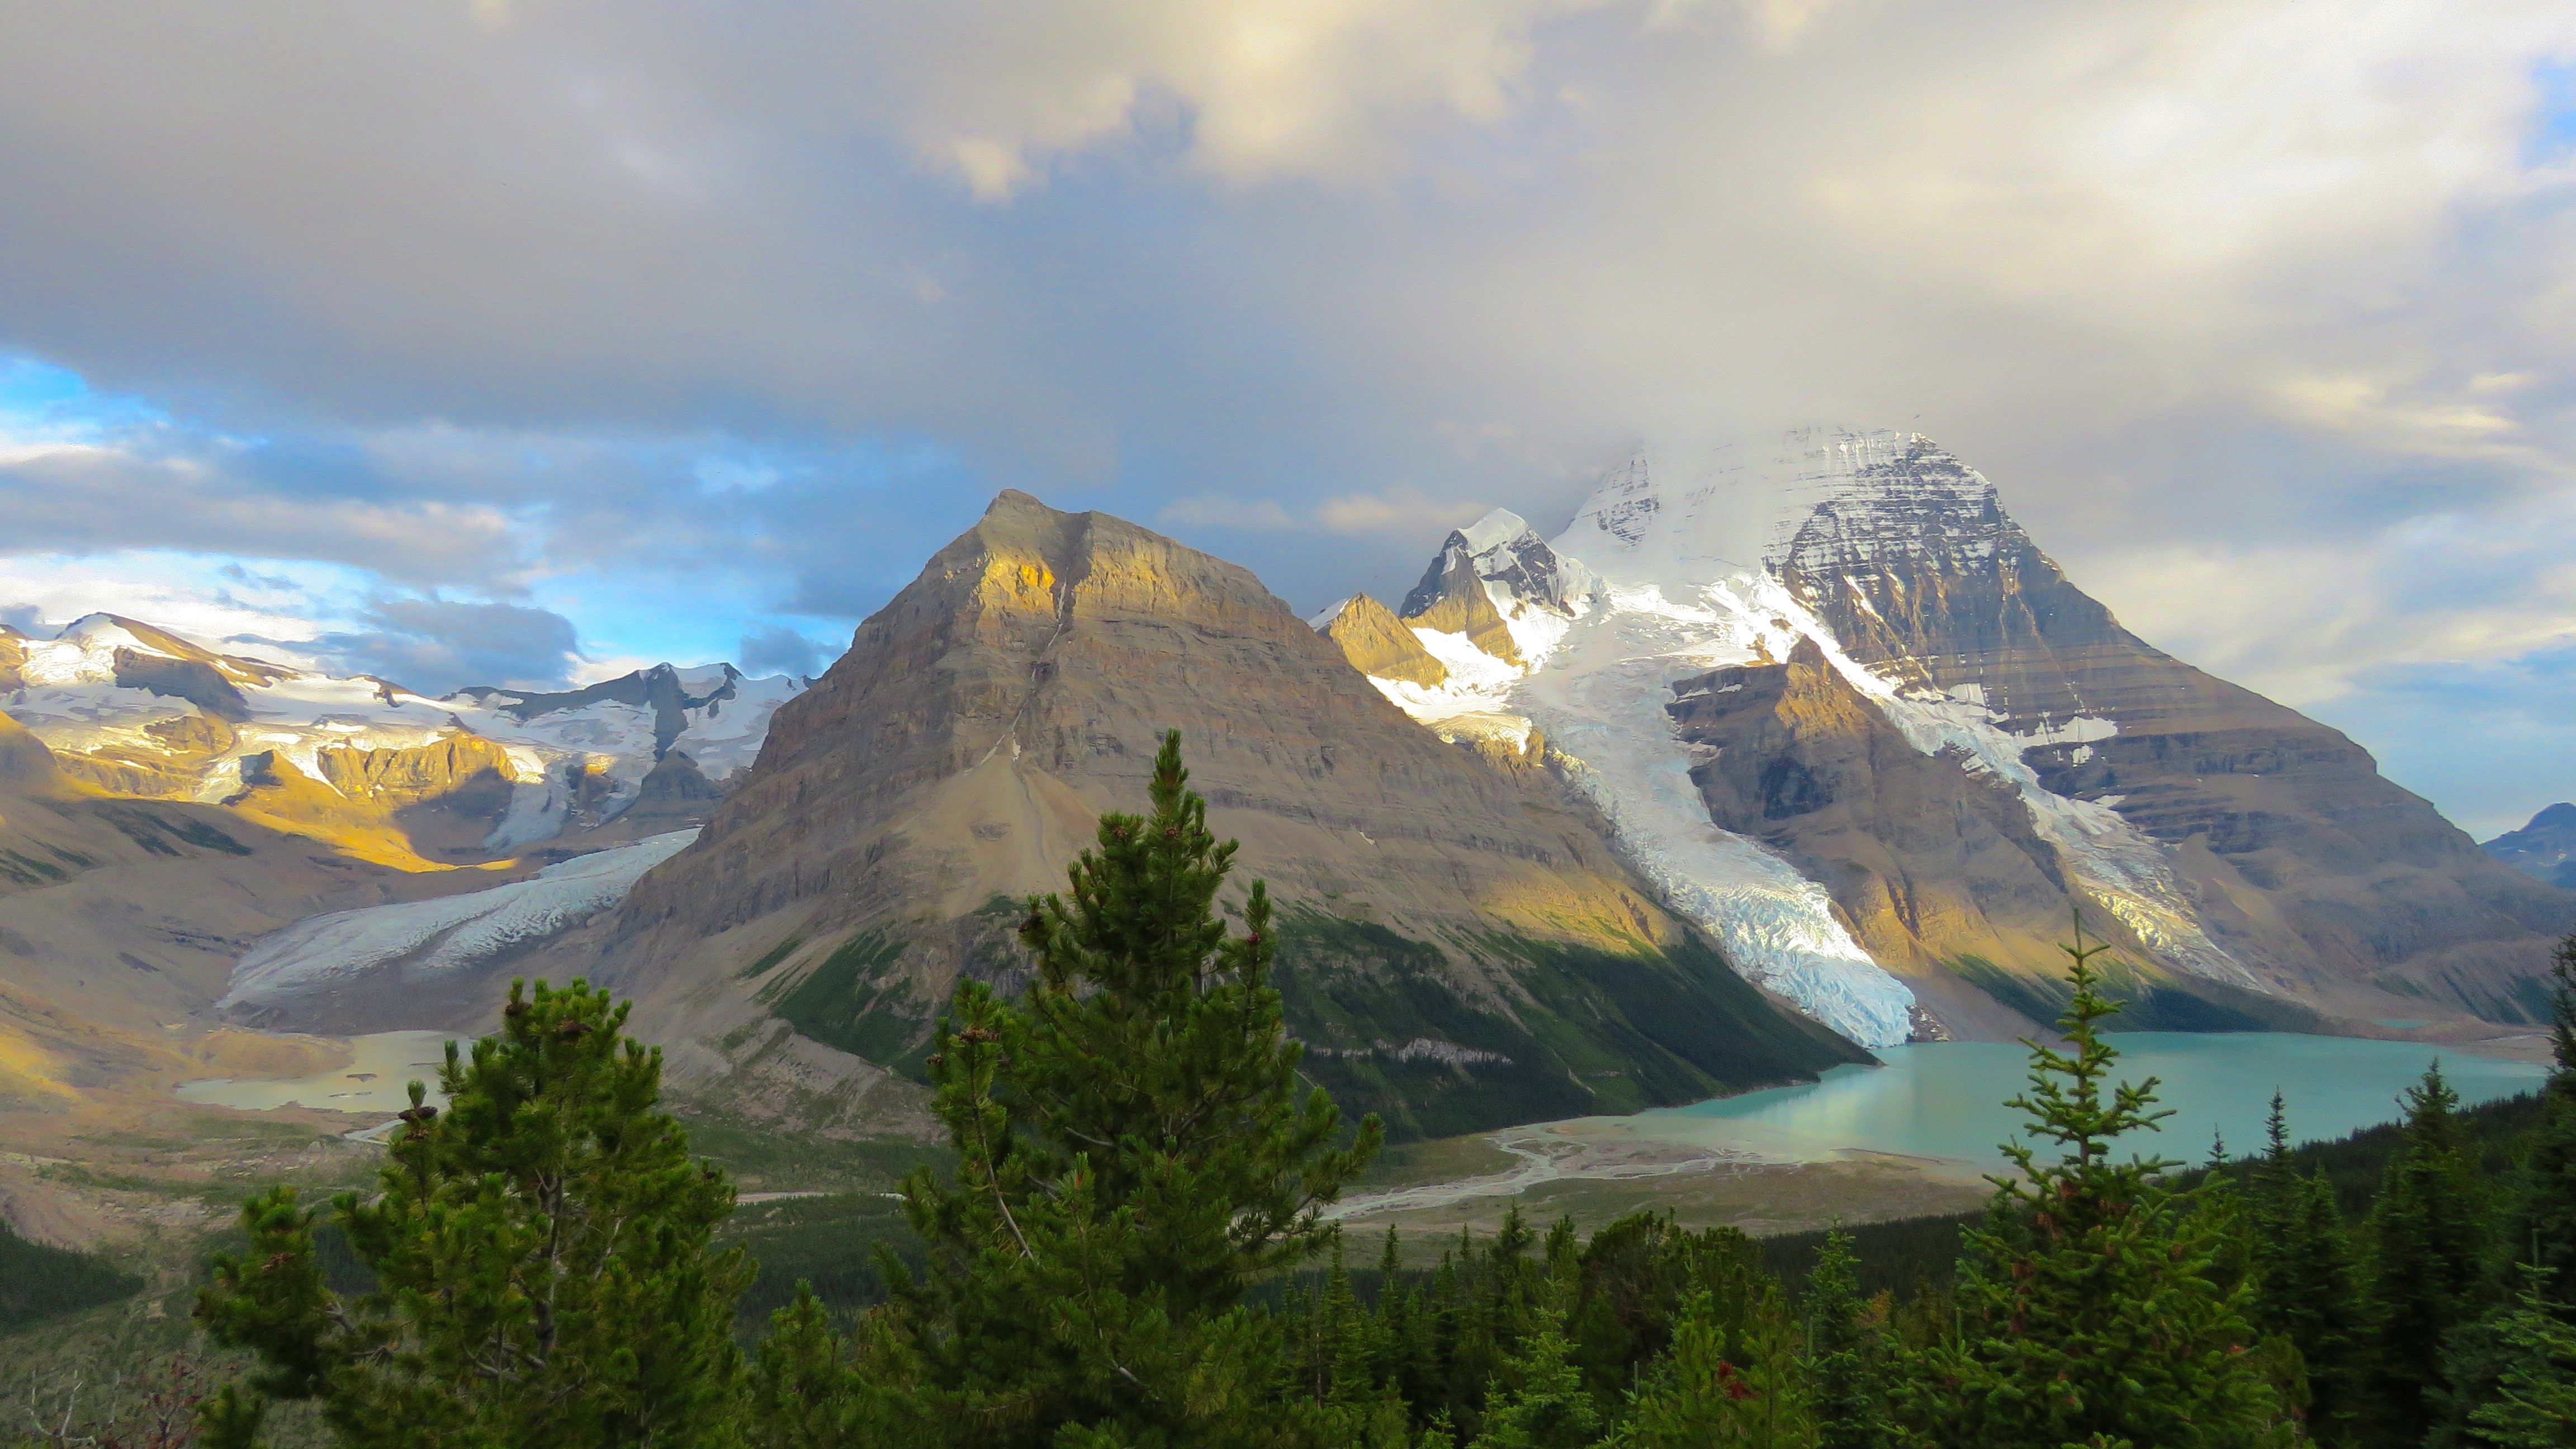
[1,1,2573,837]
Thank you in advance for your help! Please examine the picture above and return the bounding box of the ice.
[222,830,700,1008]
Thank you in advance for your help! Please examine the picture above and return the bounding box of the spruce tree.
[1610,1285,1808,1448]
[195,979,750,1449]
[1804,1228,1893,1449]
[2493,933,2576,1316]
[886,731,1384,1447]
[1900,924,2291,1448]
[2461,1266,2576,1448]
[2436,938,2576,1446]
[2364,1061,2493,1443]
[1470,1302,1600,1449]
[2248,1094,2367,1440]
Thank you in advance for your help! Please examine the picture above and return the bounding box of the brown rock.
[1317,593,1447,687]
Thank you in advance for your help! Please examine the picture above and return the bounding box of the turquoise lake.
[1636,1034,2549,1169]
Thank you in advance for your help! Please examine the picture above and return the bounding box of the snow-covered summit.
[1561,428,1998,590]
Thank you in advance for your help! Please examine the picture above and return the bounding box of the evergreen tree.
[886,731,1384,1447]
[1804,1229,1893,1449]
[2492,933,2576,1316]
[1470,1302,1600,1449]
[1611,1285,1808,1448]
[1900,924,2291,1449]
[195,980,750,1449]
[2248,1093,2367,1440]
[2364,1062,2493,1443]
[2461,1266,2576,1448]
[2436,939,2576,1447]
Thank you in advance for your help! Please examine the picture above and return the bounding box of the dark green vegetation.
[1276,915,1868,1142]
[765,930,918,1066]
[1947,950,2334,1034]
[0,1219,141,1333]
[53,737,2576,1447]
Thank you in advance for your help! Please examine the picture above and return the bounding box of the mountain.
[2,613,804,865]
[476,490,1863,1142]
[0,615,804,1131]
[1330,428,2572,1045]
[2484,804,2576,891]
[0,707,442,1110]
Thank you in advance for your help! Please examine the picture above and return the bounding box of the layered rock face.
[1334,428,2573,1043]
[599,491,1860,1139]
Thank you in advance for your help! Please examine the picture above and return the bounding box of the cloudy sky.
[2,0,2573,835]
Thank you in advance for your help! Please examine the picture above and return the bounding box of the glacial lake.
[1632,1033,2549,1170]
[178,1030,458,1114]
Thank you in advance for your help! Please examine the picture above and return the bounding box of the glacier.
[221,830,700,1010]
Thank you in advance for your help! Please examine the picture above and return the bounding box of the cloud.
[737,624,831,679]
[0,1,2571,822]
[310,598,583,694]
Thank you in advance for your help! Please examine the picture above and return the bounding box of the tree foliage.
[1902,923,2291,1449]
[886,731,1384,1446]
[195,979,749,1449]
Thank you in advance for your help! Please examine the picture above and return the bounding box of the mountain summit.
[1333,428,2572,1044]
[588,489,1859,1139]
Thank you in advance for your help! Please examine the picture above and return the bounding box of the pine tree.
[195,980,750,1448]
[1804,1229,1893,1449]
[886,731,1384,1447]
[2364,1061,2493,1443]
[1900,922,2291,1449]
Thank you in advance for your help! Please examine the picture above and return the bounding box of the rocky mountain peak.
[2484,804,2576,889]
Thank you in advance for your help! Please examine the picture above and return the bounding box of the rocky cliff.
[591,490,1861,1140]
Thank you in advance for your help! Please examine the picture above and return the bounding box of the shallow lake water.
[1635,1033,2549,1169]
[177,1030,458,1114]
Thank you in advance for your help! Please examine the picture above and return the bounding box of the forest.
[27,735,2576,1448]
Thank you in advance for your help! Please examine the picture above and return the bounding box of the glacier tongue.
[1514,592,1919,1047]
[221,830,700,1010]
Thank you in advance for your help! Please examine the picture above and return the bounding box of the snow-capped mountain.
[1327,428,2571,1046]
[0,612,806,861]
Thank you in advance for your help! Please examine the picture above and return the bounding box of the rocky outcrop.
[311,733,519,812]
[2484,806,2576,891]
[1399,531,1523,664]
[1668,638,2072,970]
[1317,594,1448,686]
[593,491,1860,1139]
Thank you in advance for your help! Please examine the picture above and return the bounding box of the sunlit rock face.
[590,490,1863,1142]
[2,612,804,863]
[1343,428,2573,1045]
